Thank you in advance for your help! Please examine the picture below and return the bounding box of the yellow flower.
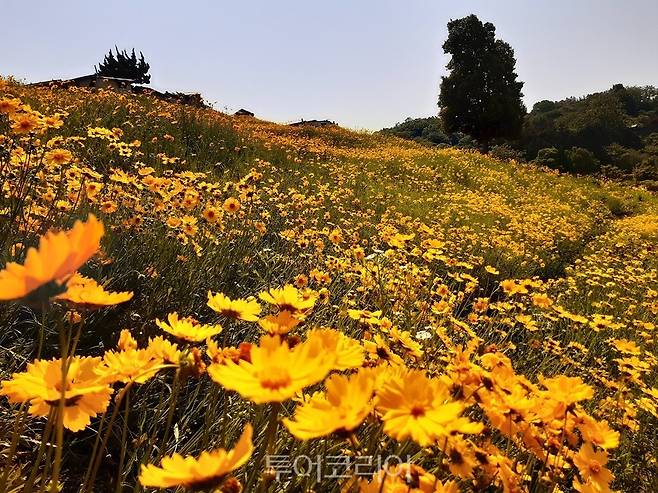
[223,197,241,213]
[375,370,474,446]
[575,412,620,450]
[356,463,449,492]
[573,442,614,492]
[96,349,163,384]
[118,329,138,351]
[207,291,261,321]
[258,311,301,335]
[283,368,375,440]
[44,148,73,167]
[10,111,42,134]
[0,97,21,115]
[258,284,317,317]
[54,273,133,308]
[156,312,223,342]
[538,375,593,418]
[306,327,365,370]
[139,424,253,489]
[208,335,332,404]
[532,293,553,308]
[0,357,112,432]
[0,214,104,301]
[363,334,404,366]
[202,206,220,223]
[147,336,182,365]
[328,228,342,244]
[85,181,103,199]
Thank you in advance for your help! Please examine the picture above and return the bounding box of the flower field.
[0,78,657,492]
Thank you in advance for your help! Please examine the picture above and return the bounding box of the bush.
[566,147,600,174]
[600,164,626,179]
[603,195,636,217]
[633,157,658,181]
[456,134,479,149]
[533,147,562,169]
[489,144,525,162]
[605,143,646,172]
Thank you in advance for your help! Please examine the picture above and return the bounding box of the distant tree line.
[381,15,658,185]
[383,84,658,184]
[523,84,658,179]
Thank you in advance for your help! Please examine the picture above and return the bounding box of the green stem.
[80,409,109,488]
[114,388,131,493]
[50,320,71,493]
[1,404,29,493]
[84,384,131,492]
[157,369,181,460]
[254,403,280,493]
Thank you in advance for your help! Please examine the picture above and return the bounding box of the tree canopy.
[95,47,151,84]
[438,15,526,148]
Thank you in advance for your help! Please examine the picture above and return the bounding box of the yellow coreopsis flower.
[283,368,376,440]
[207,291,261,321]
[375,370,473,446]
[222,197,241,213]
[96,349,163,385]
[538,375,593,419]
[573,442,614,493]
[0,214,104,301]
[118,329,138,351]
[139,424,253,489]
[0,356,112,432]
[156,312,222,342]
[306,327,365,370]
[54,273,133,308]
[208,335,332,404]
[258,284,317,317]
[0,97,22,115]
[147,336,182,366]
[356,463,456,493]
[257,310,301,335]
[43,148,73,167]
[10,111,42,134]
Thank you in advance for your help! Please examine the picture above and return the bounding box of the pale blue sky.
[2,1,657,129]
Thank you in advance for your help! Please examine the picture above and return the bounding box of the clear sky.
[2,0,657,130]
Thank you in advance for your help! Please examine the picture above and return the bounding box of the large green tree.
[439,15,526,149]
[95,47,151,84]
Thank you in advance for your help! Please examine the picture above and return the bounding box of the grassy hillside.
[1,79,657,492]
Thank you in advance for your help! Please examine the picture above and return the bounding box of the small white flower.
[415,330,432,341]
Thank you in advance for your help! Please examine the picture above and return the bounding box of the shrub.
[533,147,562,169]
[489,144,525,162]
[566,147,600,174]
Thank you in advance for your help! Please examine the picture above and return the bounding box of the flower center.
[54,380,72,393]
[589,461,602,474]
[221,309,241,319]
[261,368,292,390]
[410,406,426,418]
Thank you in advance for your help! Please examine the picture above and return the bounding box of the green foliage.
[634,156,658,181]
[489,143,525,162]
[533,147,562,169]
[455,133,479,149]
[565,147,600,174]
[380,117,449,145]
[603,195,637,218]
[438,14,526,147]
[95,47,151,84]
[523,84,658,177]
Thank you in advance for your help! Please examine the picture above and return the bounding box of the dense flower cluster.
[0,77,656,492]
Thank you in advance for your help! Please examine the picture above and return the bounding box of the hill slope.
[1,80,657,492]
